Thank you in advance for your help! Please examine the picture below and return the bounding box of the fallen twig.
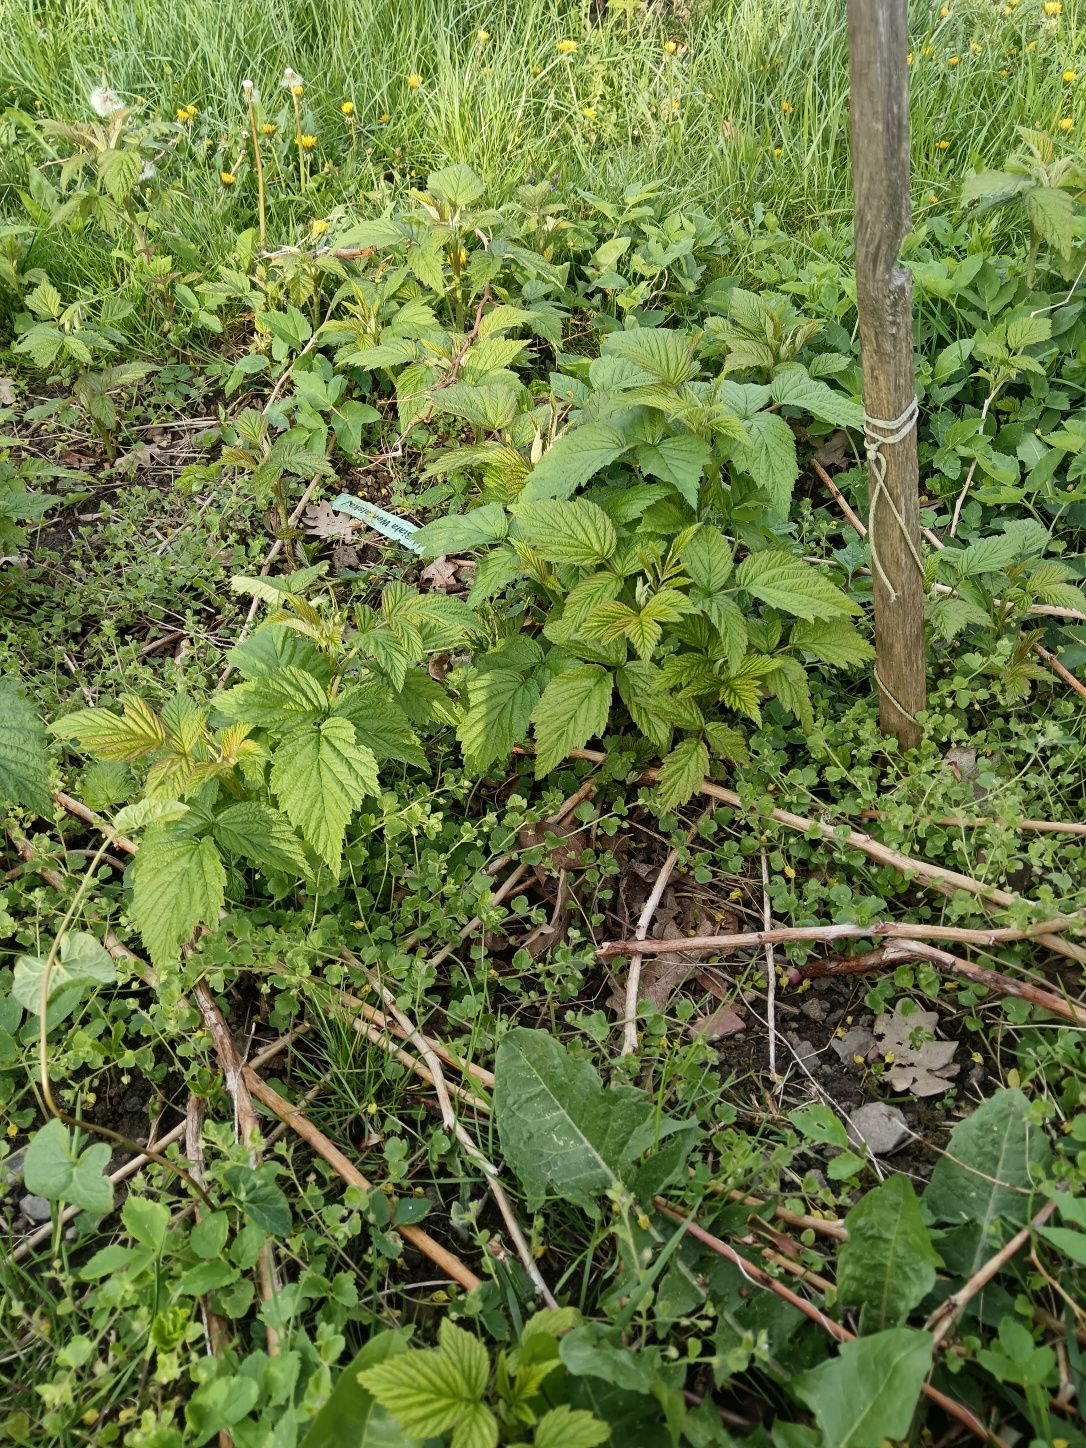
[569,749,1086,968]
[759,848,778,1077]
[927,1196,1058,1347]
[345,955,556,1306]
[619,828,691,1056]
[331,988,495,1090]
[599,914,1085,959]
[243,1067,482,1292]
[654,1199,1008,1448]
[818,939,1086,1026]
[858,809,1086,836]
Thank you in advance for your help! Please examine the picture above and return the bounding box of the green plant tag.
[329,494,424,554]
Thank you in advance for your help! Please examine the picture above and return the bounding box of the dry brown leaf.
[688,1000,746,1040]
[304,501,359,542]
[813,431,852,469]
[874,1001,960,1098]
[420,556,459,592]
[0,377,16,406]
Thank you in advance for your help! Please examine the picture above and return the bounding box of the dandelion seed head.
[89,84,123,118]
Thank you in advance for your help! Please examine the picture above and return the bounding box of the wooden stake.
[847,0,926,748]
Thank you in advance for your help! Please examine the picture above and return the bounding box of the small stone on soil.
[20,1194,52,1223]
[847,1103,910,1157]
[800,998,830,1023]
[831,1025,875,1062]
[0,1151,25,1188]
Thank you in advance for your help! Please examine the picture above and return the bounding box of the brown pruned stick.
[654,1198,1008,1448]
[927,1196,1059,1347]
[804,938,1086,1026]
[260,244,376,262]
[566,748,1086,969]
[598,913,1085,959]
[243,1067,482,1293]
[331,987,495,1090]
[859,809,1086,836]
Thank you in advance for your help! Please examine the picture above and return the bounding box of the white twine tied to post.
[863,398,923,604]
[863,398,924,724]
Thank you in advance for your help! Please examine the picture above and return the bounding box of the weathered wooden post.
[847,0,926,749]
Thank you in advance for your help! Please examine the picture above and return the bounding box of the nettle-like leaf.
[359,1319,495,1447]
[270,716,380,876]
[770,363,864,430]
[729,411,799,514]
[494,1028,687,1213]
[736,551,859,620]
[532,1406,609,1448]
[458,667,542,772]
[51,694,166,762]
[635,433,712,508]
[654,736,709,811]
[512,499,617,566]
[215,667,328,731]
[130,829,227,968]
[531,665,612,776]
[790,618,874,667]
[0,676,51,815]
[212,802,311,877]
[518,423,627,502]
[602,328,700,386]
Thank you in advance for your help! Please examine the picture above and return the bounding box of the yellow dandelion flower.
[483,66,492,76]
[291,83,304,97]
[664,39,678,53]
[311,218,329,236]
[582,105,597,118]
[781,99,793,112]
[341,99,354,115]
[477,28,490,41]
[929,191,939,202]
[970,41,982,53]
[948,54,960,66]
[176,105,193,122]
[999,68,1008,76]
[379,111,390,123]
[1059,115,1075,129]
[1045,1,1062,14]
[773,146,783,156]
[220,171,236,184]
[261,121,277,135]
[1064,69,1077,82]
[1026,40,1037,51]
[940,4,950,15]
[531,65,541,74]
[300,133,317,149]
[922,44,935,56]
[1002,3,1012,11]
[407,73,423,88]
[557,38,577,53]
[907,50,914,64]
[937,137,951,148]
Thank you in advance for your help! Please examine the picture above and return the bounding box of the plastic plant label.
[329,493,424,554]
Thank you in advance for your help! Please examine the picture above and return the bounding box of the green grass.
[1,0,1084,275]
